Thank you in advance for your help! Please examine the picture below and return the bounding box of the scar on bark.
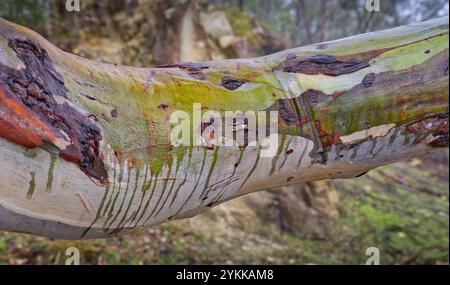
[0,39,108,184]
[406,112,449,148]
[279,54,370,76]
[429,113,449,147]
[159,62,209,80]
[362,73,376,87]
[220,77,247,90]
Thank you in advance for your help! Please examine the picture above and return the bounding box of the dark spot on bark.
[362,73,376,88]
[187,71,206,80]
[114,150,121,160]
[269,90,326,129]
[286,53,297,60]
[281,54,370,76]
[159,62,209,80]
[429,136,448,147]
[277,99,297,124]
[158,104,169,110]
[201,195,209,201]
[316,43,328,50]
[81,93,97,101]
[220,77,247,90]
[234,163,239,168]
[178,62,209,70]
[424,49,430,54]
[200,120,213,134]
[158,62,209,70]
[355,171,369,177]
[206,202,214,208]
[111,107,118,117]
[0,39,107,184]
[310,55,337,63]
[88,114,99,122]
[285,149,294,154]
[303,89,326,105]
[287,176,294,182]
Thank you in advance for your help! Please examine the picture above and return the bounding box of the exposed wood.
[0,17,448,239]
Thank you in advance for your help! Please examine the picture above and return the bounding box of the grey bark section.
[0,204,107,239]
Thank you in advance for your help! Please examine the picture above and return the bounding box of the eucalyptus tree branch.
[0,17,448,239]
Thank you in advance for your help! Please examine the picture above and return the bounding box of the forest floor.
[1,152,448,265]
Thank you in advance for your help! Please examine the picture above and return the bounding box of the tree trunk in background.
[152,0,190,65]
[0,17,448,239]
[296,0,313,44]
[238,0,244,10]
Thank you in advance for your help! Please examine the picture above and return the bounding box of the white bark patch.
[54,137,70,149]
[0,39,25,69]
[0,126,440,239]
[0,137,104,229]
[340,123,396,144]
[273,71,301,98]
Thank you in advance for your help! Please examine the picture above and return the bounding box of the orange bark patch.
[0,88,58,148]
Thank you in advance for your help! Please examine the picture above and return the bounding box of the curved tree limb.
[0,17,448,239]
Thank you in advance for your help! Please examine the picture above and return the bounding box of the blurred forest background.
[0,0,449,264]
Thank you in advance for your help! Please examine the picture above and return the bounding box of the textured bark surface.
[0,17,448,239]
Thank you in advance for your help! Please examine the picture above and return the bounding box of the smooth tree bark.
[0,17,448,239]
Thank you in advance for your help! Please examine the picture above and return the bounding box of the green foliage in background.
[210,0,449,45]
[0,0,48,31]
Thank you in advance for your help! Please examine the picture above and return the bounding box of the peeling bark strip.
[406,113,448,147]
[0,39,107,183]
[281,54,370,76]
[273,47,448,152]
[430,119,449,147]
[430,113,449,148]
